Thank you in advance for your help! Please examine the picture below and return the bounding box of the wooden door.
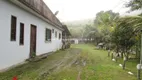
[30,24,37,58]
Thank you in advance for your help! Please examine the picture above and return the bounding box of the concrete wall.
[0,0,62,70]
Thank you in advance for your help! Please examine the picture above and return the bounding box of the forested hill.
[63,19,94,38]
[64,19,94,29]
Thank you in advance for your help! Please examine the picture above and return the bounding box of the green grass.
[0,44,139,80]
[0,48,81,80]
[48,44,138,80]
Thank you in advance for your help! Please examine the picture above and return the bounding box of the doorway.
[30,24,37,58]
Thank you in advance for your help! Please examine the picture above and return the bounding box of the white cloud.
[43,0,130,22]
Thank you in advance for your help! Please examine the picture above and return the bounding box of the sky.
[43,0,136,22]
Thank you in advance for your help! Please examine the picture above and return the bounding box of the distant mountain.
[62,19,94,38]
[63,19,94,29]
[64,19,94,25]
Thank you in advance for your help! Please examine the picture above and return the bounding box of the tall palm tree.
[117,16,142,59]
[126,0,142,12]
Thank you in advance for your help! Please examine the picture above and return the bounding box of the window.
[55,31,57,38]
[45,28,51,41]
[52,29,54,33]
[59,33,61,39]
[19,23,24,45]
[10,15,17,41]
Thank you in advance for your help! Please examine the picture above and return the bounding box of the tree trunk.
[125,50,129,60]
[136,44,138,58]
[123,60,126,70]
[108,50,110,57]
[121,49,124,59]
[122,50,127,70]
[115,54,117,62]
[111,52,113,60]
[126,53,129,60]
[121,52,123,59]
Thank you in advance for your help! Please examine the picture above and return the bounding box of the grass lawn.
[0,44,139,80]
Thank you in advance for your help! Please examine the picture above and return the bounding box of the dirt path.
[0,48,82,80]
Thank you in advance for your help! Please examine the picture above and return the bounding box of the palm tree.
[118,16,142,59]
[126,0,142,12]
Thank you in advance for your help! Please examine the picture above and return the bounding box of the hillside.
[63,19,94,29]
[62,19,94,38]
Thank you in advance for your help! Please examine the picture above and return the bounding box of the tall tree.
[112,21,136,56]
[94,10,119,48]
[126,0,142,12]
[116,16,142,59]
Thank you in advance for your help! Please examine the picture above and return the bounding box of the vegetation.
[65,0,142,74]
[2,0,142,79]
[93,10,119,46]
[65,19,94,38]
[0,48,81,80]
[0,44,138,80]
[1,0,142,79]
[126,0,142,12]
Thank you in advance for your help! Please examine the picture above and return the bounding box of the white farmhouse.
[0,0,64,70]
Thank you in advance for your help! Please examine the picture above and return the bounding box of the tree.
[116,16,142,59]
[111,17,137,69]
[126,0,142,12]
[83,24,96,41]
[94,10,119,49]
[112,21,136,58]
[69,28,82,38]
[94,10,119,28]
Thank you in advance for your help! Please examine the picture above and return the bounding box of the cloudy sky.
[43,0,131,22]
